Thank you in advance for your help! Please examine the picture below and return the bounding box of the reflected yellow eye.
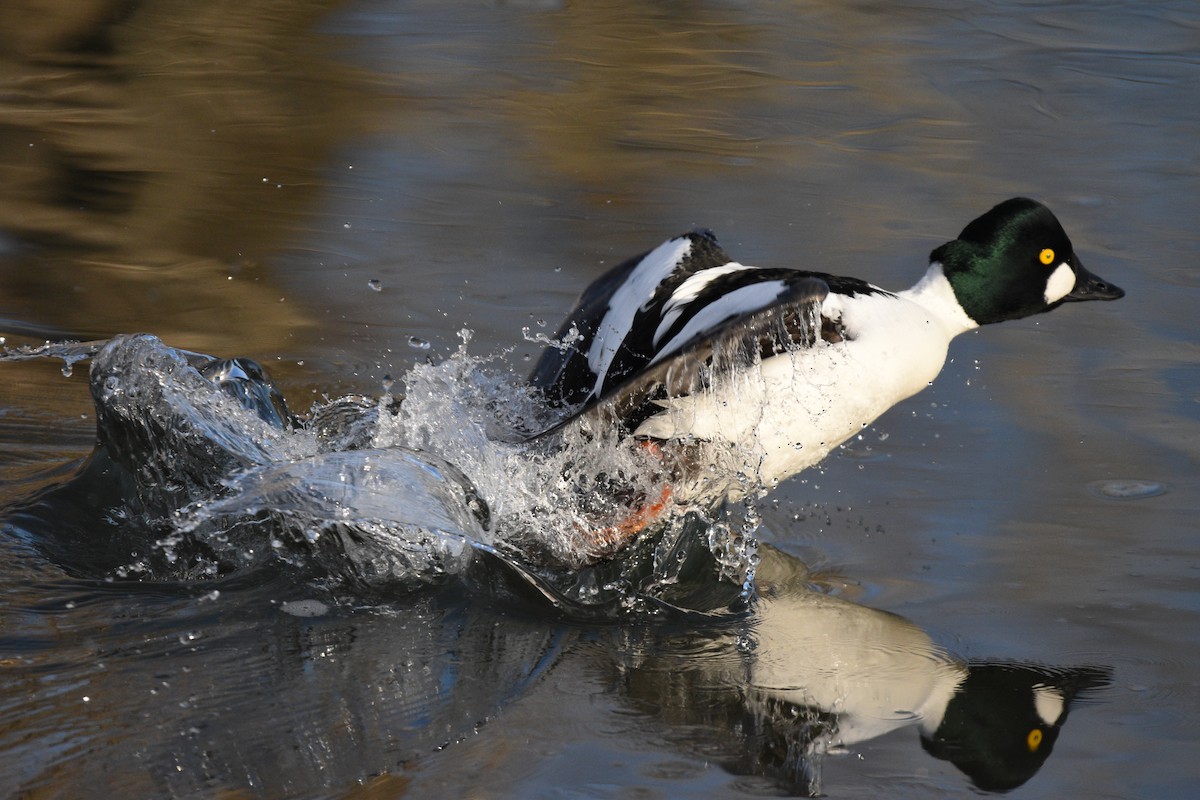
[1039,248,1056,266]
[1026,728,1044,752]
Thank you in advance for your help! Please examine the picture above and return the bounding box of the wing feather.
[526,229,901,443]
[527,230,833,440]
[528,230,734,408]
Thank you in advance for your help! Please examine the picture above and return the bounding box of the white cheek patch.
[1044,263,1076,304]
[1032,684,1066,725]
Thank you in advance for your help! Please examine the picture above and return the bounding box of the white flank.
[653,262,754,346]
[587,237,692,396]
[650,280,787,366]
[636,265,980,487]
[1044,262,1076,304]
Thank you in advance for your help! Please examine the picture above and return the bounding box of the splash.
[369,339,761,611]
[13,333,762,612]
[0,338,109,377]
[88,334,317,517]
[180,448,493,592]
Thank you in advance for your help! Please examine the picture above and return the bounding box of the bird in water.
[529,198,1124,553]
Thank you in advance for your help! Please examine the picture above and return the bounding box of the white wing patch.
[587,236,692,396]
[650,280,789,366]
[653,262,756,346]
[1044,262,1076,305]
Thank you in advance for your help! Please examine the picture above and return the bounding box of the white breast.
[633,267,975,487]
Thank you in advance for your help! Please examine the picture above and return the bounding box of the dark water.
[2,1,1198,797]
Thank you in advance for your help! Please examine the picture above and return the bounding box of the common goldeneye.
[530,198,1124,538]
[622,543,1110,793]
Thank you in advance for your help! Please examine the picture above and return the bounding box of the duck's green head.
[933,197,1124,325]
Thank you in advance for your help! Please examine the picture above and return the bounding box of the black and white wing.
[527,230,836,435]
[529,230,731,408]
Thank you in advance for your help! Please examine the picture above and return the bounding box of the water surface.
[2,1,1198,797]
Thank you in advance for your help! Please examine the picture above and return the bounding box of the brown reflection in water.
[513,5,786,197]
[0,0,369,352]
[513,1,963,213]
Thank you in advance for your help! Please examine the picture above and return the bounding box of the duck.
[529,198,1124,545]
[616,542,1111,794]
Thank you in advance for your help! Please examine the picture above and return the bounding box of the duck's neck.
[899,262,980,338]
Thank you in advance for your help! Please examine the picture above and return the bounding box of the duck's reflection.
[602,542,1110,795]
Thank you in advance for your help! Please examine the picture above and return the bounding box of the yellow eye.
[1026,728,1044,752]
[1039,248,1056,266]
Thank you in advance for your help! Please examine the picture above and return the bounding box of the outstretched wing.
[527,230,837,436]
[528,230,734,408]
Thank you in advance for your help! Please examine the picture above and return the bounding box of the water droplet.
[1087,479,1166,500]
[408,336,431,350]
[368,279,383,292]
[280,599,330,618]
[60,362,73,378]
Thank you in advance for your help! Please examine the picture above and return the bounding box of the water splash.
[89,335,317,518]
[180,448,493,592]
[0,338,109,377]
[372,348,679,570]
[18,333,762,613]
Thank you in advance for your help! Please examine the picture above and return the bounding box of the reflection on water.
[1,0,1198,798]
[616,545,1109,795]
[0,479,1108,795]
[0,0,365,350]
[0,571,566,798]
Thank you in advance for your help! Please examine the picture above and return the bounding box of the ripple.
[641,759,707,782]
[1086,479,1167,500]
[837,445,891,463]
[1090,651,1199,736]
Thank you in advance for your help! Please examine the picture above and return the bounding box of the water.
[2,1,1198,797]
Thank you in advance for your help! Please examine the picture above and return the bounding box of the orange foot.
[575,438,676,558]
[586,481,675,556]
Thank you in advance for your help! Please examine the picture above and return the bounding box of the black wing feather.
[529,230,733,408]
